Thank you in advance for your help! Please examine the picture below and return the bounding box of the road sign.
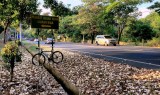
[31,15,59,29]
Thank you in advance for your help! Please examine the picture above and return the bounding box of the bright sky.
[38,0,158,18]
[58,0,83,8]
[138,0,159,18]
[38,0,82,15]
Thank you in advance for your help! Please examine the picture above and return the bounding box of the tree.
[0,0,39,43]
[59,15,82,42]
[43,0,75,16]
[126,20,154,42]
[75,0,104,44]
[141,12,160,37]
[148,1,160,14]
[104,0,153,44]
[105,1,140,44]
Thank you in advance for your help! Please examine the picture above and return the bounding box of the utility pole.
[20,23,22,41]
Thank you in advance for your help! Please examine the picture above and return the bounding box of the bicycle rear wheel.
[32,53,45,66]
[51,51,63,64]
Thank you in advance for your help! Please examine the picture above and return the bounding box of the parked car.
[95,35,116,46]
[34,39,39,42]
[45,38,55,44]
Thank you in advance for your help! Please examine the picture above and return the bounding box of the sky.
[138,0,158,18]
[38,0,83,15]
[38,0,158,18]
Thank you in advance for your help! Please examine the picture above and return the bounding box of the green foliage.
[43,0,77,16]
[147,37,160,47]
[59,15,82,42]
[125,20,154,42]
[29,45,37,51]
[0,0,39,22]
[141,12,160,37]
[7,0,157,46]
[23,29,34,38]
[0,0,40,43]
[148,2,160,14]
[22,42,38,52]
[74,0,105,44]
[1,41,21,63]
[104,0,141,44]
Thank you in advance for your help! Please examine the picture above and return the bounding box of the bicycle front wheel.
[32,53,45,66]
[51,51,63,64]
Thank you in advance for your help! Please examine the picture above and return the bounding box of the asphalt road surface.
[28,41,160,69]
[54,42,160,69]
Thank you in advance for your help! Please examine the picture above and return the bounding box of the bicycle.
[32,47,63,66]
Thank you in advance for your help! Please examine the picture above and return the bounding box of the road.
[28,41,160,69]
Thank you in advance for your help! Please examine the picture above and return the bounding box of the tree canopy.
[0,0,39,43]
[1,0,160,47]
[43,0,77,16]
[148,1,160,14]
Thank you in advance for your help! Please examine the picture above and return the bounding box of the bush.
[147,37,160,47]
[1,41,21,63]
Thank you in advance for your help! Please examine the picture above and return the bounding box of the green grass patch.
[22,41,38,52]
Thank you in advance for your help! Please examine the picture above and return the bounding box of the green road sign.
[31,15,59,29]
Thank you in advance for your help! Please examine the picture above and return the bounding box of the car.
[34,39,39,42]
[95,35,117,46]
[45,38,55,44]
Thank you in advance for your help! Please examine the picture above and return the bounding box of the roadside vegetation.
[0,0,160,47]
[0,46,160,94]
[22,41,38,52]
[1,1,160,94]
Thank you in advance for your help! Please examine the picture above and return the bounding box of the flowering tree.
[1,41,21,81]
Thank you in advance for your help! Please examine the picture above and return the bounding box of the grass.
[22,41,53,51]
[0,40,4,49]
[22,41,38,52]
[0,40,4,66]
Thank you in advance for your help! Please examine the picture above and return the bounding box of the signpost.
[31,14,59,49]
[31,15,59,29]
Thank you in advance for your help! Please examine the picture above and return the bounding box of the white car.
[95,35,116,46]
[34,39,39,42]
[45,38,55,44]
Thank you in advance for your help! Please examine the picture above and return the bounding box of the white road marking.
[72,44,160,53]
[68,49,160,67]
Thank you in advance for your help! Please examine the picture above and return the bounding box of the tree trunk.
[3,19,10,44]
[82,34,85,43]
[22,45,84,95]
[117,25,124,45]
[91,32,95,44]
[3,28,7,44]
[117,31,122,44]
[10,56,15,82]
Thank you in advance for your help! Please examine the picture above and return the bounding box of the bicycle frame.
[39,49,53,60]
[32,30,63,65]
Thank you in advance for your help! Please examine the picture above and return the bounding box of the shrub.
[147,37,160,47]
[1,41,21,63]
